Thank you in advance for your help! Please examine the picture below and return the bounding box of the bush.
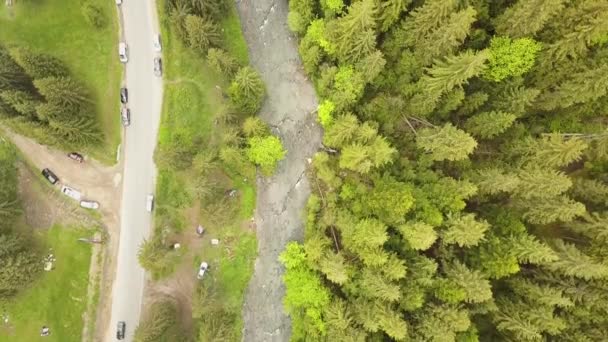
[81,2,107,29]
[228,67,266,114]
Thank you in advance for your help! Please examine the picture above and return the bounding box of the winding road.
[107,1,163,341]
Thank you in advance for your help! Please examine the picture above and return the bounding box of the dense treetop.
[282,0,608,341]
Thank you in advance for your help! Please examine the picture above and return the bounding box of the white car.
[153,34,162,52]
[197,262,209,280]
[146,194,154,212]
[80,200,99,210]
[118,42,128,63]
[115,0,122,5]
[61,185,82,201]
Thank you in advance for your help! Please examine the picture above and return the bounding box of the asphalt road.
[107,1,163,341]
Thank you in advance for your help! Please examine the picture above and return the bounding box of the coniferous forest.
[281,0,608,341]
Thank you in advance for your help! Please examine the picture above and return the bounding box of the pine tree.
[522,195,586,224]
[421,50,489,96]
[33,77,91,109]
[444,261,492,303]
[323,113,359,148]
[547,239,608,280]
[413,304,471,342]
[519,134,588,169]
[509,233,558,265]
[377,0,410,32]
[442,213,489,247]
[0,90,40,118]
[288,0,315,34]
[358,268,401,302]
[402,0,458,47]
[183,15,221,55]
[417,123,478,162]
[330,0,378,62]
[464,111,516,139]
[471,168,520,196]
[398,221,438,251]
[10,47,69,79]
[491,84,540,116]
[493,0,567,38]
[229,66,266,114]
[356,50,386,83]
[416,7,477,66]
[544,0,608,61]
[0,46,31,91]
[566,212,608,242]
[319,252,349,285]
[513,168,572,200]
[570,179,608,207]
[376,304,408,340]
[507,279,573,308]
[207,48,240,77]
[536,65,608,110]
[0,232,42,299]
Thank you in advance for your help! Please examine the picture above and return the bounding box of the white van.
[118,42,128,63]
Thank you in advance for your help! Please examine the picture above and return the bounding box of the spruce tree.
[417,123,477,161]
[464,110,516,139]
[493,0,567,38]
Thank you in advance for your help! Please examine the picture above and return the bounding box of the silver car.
[121,107,130,126]
[153,57,162,77]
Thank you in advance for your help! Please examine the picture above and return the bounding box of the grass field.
[0,225,93,342]
[0,0,121,163]
[154,0,257,338]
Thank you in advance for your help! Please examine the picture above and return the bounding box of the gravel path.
[236,0,322,341]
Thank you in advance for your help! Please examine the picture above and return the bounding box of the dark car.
[67,152,84,163]
[41,168,59,185]
[116,321,126,340]
[121,107,130,126]
[153,57,162,77]
[120,87,128,104]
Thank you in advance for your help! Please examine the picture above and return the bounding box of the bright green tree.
[513,168,572,200]
[207,48,240,77]
[522,196,586,224]
[484,37,542,81]
[246,135,286,175]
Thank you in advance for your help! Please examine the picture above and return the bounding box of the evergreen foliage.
[281,0,608,340]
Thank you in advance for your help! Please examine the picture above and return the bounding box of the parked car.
[80,200,99,210]
[41,168,59,185]
[153,57,162,77]
[197,261,209,280]
[67,152,84,163]
[118,42,128,63]
[146,194,154,212]
[61,185,82,201]
[121,107,130,126]
[153,34,162,52]
[115,0,122,5]
[120,87,128,104]
[116,321,126,340]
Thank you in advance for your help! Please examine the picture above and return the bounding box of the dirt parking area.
[3,129,123,342]
[236,0,322,340]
